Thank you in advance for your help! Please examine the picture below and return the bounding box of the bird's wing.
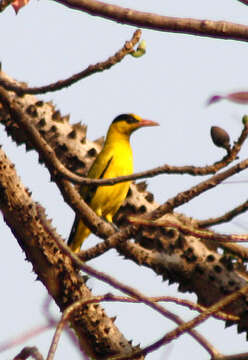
[67,215,80,246]
[68,151,113,247]
[80,149,114,203]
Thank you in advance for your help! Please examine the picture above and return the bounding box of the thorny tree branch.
[52,0,248,43]
[2,70,248,358]
[2,79,247,190]
[3,75,248,271]
[79,146,248,261]
[0,30,141,95]
[47,293,222,360]
[40,224,220,359]
[0,84,217,357]
[0,86,113,240]
[0,147,144,360]
[3,82,248,265]
[35,293,239,360]
[129,217,248,243]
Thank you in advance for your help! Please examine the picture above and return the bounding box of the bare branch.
[40,220,220,358]
[46,121,248,187]
[52,0,248,43]
[0,30,141,95]
[119,285,248,360]
[149,155,248,220]
[198,199,248,228]
[0,148,140,359]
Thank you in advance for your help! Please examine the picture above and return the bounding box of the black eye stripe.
[112,114,139,124]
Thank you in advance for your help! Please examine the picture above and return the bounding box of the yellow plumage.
[68,113,158,253]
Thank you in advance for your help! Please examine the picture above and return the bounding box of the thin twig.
[0,30,141,95]
[113,285,248,360]
[1,82,247,191]
[44,121,248,186]
[149,156,248,220]
[47,293,228,360]
[37,207,220,359]
[198,199,248,228]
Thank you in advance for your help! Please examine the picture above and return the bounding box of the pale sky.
[1,1,248,359]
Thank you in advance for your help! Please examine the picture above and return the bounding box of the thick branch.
[2,72,248,337]
[0,147,141,360]
[53,0,248,42]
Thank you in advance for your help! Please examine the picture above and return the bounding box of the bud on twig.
[210,126,231,153]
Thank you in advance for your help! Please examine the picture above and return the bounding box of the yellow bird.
[68,113,158,253]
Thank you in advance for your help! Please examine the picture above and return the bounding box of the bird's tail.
[68,216,91,253]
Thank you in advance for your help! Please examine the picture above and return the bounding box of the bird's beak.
[138,119,159,127]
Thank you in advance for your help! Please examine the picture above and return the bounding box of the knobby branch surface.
[0,86,113,241]
[0,147,143,360]
[0,30,141,95]
[40,224,220,359]
[129,217,248,243]
[0,83,216,357]
[2,71,248,344]
[52,0,248,42]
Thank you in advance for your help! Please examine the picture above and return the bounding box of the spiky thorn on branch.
[1,79,248,190]
[3,81,248,264]
[38,213,220,360]
[59,119,248,185]
[0,146,145,359]
[129,217,248,244]
[0,30,141,95]
[45,241,248,360]
[47,295,239,360]
[2,69,248,342]
[1,81,218,356]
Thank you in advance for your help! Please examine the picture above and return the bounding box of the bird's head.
[110,113,159,137]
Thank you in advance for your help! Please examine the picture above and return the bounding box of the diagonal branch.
[198,199,248,228]
[0,30,141,95]
[53,0,248,43]
[42,221,220,359]
[0,146,143,360]
[149,154,248,220]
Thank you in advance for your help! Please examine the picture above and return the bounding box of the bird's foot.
[111,222,120,232]
[101,217,120,232]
